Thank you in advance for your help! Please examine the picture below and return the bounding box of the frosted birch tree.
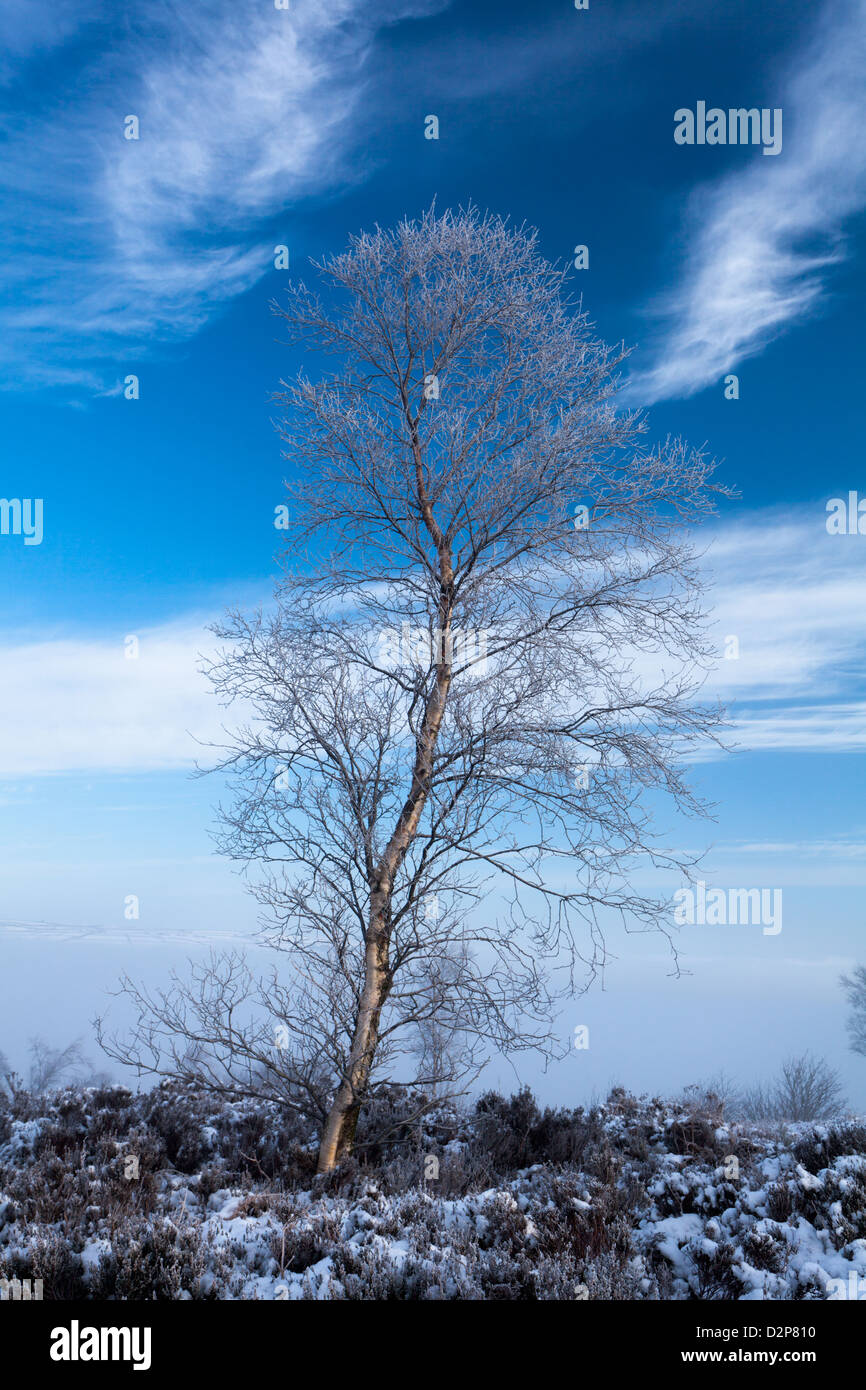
[101,207,729,1173]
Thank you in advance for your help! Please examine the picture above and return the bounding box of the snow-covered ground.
[1,1082,864,1300]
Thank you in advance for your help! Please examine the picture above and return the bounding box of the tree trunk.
[316,414,452,1174]
[316,635,451,1171]
[316,906,391,1173]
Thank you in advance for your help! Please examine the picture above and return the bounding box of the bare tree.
[0,1036,107,1095]
[102,206,729,1173]
[739,1053,846,1124]
[841,965,866,1058]
[407,943,476,1101]
[27,1037,90,1092]
[682,1073,739,1120]
[776,1052,845,1122]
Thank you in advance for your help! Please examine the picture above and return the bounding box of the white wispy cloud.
[702,510,866,726]
[0,619,223,777]
[725,705,866,753]
[696,507,866,752]
[721,839,866,859]
[627,0,866,403]
[0,0,442,390]
[0,509,862,777]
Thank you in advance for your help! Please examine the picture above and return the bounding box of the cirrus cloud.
[627,0,866,403]
[0,0,445,391]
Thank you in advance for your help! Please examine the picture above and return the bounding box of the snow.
[2,1082,864,1300]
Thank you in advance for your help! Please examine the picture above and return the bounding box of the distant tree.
[27,1037,90,1092]
[100,206,730,1173]
[841,965,866,1057]
[407,944,475,1101]
[683,1072,739,1119]
[739,1052,846,1124]
[0,1037,107,1097]
[736,1079,776,1125]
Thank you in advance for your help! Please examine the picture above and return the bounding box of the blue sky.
[1,0,865,1103]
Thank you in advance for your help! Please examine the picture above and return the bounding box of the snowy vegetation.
[1,1078,864,1300]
